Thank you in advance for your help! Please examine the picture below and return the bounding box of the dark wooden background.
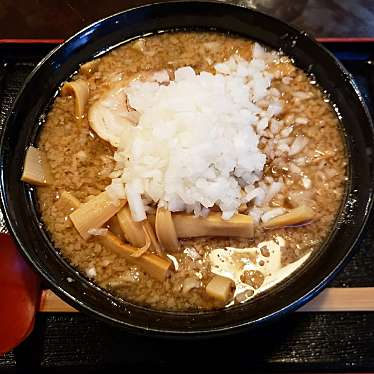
[0,0,374,39]
[0,0,374,371]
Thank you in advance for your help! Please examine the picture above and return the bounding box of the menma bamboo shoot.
[21,146,53,186]
[61,79,89,119]
[155,207,179,252]
[206,274,235,302]
[69,191,126,240]
[173,212,254,239]
[117,206,146,247]
[55,191,80,215]
[99,232,172,281]
[263,205,314,229]
[117,206,162,254]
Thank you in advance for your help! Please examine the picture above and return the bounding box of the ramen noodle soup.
[22,32,347,310]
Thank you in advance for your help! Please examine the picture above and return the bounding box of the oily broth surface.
[37,32,346,310]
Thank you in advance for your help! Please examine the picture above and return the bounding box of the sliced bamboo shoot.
[61,79,89,119]
[173,212,254,239]
[80,59,100,75]
[263,205,314,229]
[55,191,80,215]
[142,220,163,255]
[130,231,151,258]
[99,232,172,281]
[117,206,162,254]
[155,207,179,252]
[54,193,168,281]
[148,213,156,229]
[107,215,124,240]
[69,191,126,240]
[21,146,53,186]
[117,206,146,247]
[206,274,235,302]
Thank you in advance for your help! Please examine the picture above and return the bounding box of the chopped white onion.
[289,136,309,156]
[261,208,286,223]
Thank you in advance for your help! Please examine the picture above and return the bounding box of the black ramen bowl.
[1,1,373,337]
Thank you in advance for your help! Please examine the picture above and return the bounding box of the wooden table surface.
[0,0,374,371]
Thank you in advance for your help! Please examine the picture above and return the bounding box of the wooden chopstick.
[297,287,374,312]
[39,290,78,312]
[38,287,374,313]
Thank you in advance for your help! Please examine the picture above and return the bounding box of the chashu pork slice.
[88,84,138,148]
[88,70,170,148]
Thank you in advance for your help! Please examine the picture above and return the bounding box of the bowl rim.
[1,0,374,336]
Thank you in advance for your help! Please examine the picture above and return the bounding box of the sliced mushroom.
[61,79,89,119]
[21,146,53,186]
[155,207,179,252]
[173,212,254,239]
[263,205,314,229]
